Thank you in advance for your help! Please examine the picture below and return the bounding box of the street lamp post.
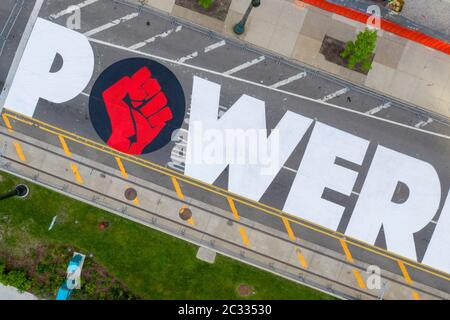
[0,184,29,201]
[233,0,261,35]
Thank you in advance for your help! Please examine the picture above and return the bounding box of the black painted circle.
[89,58,185,154]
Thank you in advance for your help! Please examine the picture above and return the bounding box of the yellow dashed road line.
[115,156,128,178]
[171,176,184,200]
[282,217,296,241]
[187,217,195,226]
[70,163,83,184]
[398,260,413,285]
[412,290,421,300]
[340,239,354,263]
[13,141,26,162]
[296,248,308,269]
[352,269,367,289]
[227,196,240,220]
[58,135,72,157]
[2,114,13,132]
[239,226,250,246]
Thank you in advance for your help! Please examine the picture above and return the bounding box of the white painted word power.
[1,18,449,274]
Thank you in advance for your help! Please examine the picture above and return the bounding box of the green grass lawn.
[0,170,334,300]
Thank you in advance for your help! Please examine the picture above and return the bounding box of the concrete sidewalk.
[141,0,450,119]
[0,284,38,300]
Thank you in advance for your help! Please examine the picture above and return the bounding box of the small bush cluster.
[0,264,32,293]
[198,0,214,9]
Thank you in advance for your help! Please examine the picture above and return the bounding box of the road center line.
[366,102,392,115]
[224,56,265,75]
[50,0,100,19]
[84,12,139,37]
[319,88,350,102]
[128,26,182,50]
[270,72,307,88]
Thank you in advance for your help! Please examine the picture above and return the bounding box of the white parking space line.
[415,118,433,128]
[366,102,392,115]
[177,40,226,63]
[177,52,198,63]
[270,72,307,88]
[204,40,226,53]
[50,0,100,19]
[319,88,350,102]
[224,56,265,75]
[84,12,139,37]
[128,25,182,50]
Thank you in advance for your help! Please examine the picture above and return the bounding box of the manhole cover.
[124,188,137,200]
[179,207,192,221]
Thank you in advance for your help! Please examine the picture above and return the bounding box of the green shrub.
[340,28,378,72]
[198,0,214,9]
[0,265,32,293]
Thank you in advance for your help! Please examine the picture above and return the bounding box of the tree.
[198,0,214,9]
[340,28,378,72]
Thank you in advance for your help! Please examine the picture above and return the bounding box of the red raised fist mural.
[89,58,185,155]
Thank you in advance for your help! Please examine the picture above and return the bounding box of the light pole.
[233,0,261,35]
[0,184,29,201]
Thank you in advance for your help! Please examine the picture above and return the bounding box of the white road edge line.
[50,0,100,19]
[128,25,182,50]
[415,117,433,128]
[270,72,307,88]
[84,12,139,37]
[366,102,392,115]
[86,37,450,140]
[224,55,265,75]
[319,88,350,102]
[177,40,226,63]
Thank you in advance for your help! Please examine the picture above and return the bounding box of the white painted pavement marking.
[177,52,198,63]
[366,102,392,115]
[415,118,433,128]
[128,26,182,50]
[50,0,100,19]
[177,40,226,63]
[84,12,139,37]
[204,40,226,53]
[319,88,350,102]
[224,56,265,75]
[0,0,44,113]
[48,215,57,231]
[87,38,450,140]
[270,72,307,88]
[282,166,298,173]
